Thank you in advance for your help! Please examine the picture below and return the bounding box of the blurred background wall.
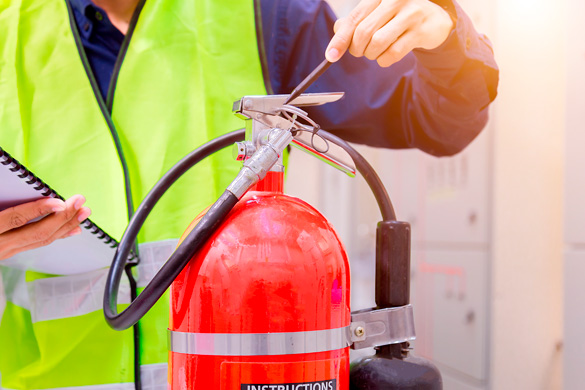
[563,0,585,389]
[286,0,572,389]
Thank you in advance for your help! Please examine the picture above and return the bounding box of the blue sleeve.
[258,0,499,156]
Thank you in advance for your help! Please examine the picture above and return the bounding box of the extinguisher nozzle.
[375,221,411,309]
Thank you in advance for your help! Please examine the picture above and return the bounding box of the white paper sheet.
[0,158,50,211]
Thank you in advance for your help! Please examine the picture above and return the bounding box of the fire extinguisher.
[103,92,442,389]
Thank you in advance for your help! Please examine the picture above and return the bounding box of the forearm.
[262,0,499,156]
[408,0,499,155]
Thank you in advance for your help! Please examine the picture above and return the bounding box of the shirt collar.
[69,0,96,39]
[69,0,95,15]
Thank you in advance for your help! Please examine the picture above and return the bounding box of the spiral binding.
[0,147,120,249]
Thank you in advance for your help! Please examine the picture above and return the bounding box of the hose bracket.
[350,305,416,350]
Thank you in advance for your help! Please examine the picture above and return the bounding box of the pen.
[283,59,332,105]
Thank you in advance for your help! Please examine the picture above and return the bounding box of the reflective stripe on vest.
[24,240,177,323]
[0,363,167,390]
[28,268,131,323]
[0,266,28,326]
[137,363,167,390]
[168,327,352,356]
[0,267,30,310]
[136,240,178,288]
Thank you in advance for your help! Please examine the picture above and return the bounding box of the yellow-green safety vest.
[0,0,267,388]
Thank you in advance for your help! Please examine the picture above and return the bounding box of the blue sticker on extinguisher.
[241,379,336,390]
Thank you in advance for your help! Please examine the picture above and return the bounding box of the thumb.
[325,17,353,62]
[325,0,380,62]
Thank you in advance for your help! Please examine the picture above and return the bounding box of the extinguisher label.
[241,379,336,390]
[220,355,348,390]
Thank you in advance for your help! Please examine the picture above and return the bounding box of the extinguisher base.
[349,354,442,390]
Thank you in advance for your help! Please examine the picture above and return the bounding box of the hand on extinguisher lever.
[325,0,454,67]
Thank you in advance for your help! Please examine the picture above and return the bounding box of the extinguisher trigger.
[349,304,416,350]
[233,92,356,177]
[290,130,356,177]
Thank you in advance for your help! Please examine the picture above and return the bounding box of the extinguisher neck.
[377,343,409,359]
[251,170,284,193]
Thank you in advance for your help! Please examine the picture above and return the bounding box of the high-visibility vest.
[0,0,267,388]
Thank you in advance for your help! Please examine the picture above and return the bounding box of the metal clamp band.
[350,304,416,350]
[168,326,351,356]
[169,305,414,356]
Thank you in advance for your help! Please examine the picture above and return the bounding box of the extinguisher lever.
[233,93,356,177]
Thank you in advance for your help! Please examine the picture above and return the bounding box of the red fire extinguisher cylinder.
[168,172,351,389]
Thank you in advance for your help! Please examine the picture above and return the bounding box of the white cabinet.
[411,249,490,384]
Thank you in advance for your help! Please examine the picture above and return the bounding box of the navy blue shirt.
[69,0,124,101]
[69,0,498,156]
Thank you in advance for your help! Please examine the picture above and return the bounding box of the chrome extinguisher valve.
[226,128,293,199]
[232,141,255,161]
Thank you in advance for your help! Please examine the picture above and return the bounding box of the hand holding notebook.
[0,194,91,260]
[0,147,131,275]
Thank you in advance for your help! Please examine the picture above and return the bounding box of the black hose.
[318,130,396,221]
[104,130,245,330]
[103,127,396,330]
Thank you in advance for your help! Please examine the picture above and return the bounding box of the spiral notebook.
[0,147,129,275]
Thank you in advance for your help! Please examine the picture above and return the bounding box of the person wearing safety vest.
[0,0,498,389]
